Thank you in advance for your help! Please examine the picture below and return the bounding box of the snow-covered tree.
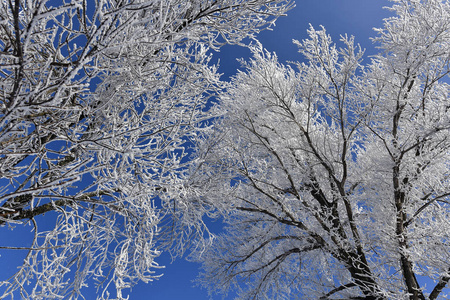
[0,0,292,298]
[193,0,450,299]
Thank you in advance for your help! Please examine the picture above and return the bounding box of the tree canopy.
[0,0,292,298]
[193,0,450,299]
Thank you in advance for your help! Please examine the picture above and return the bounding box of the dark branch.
[320,282,357,299]
[429,270,450,300]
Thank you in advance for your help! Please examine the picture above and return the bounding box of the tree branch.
[429,271,450,300]
[320,282,357,299]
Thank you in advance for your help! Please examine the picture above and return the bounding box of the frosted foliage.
[192,1,450,299]
[0,0,292,299]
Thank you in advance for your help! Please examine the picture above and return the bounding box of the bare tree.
[0,0,293,298]
[193,1,450,299]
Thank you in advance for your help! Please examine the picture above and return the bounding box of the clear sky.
[0,1,395,299]
[131,1,393,299]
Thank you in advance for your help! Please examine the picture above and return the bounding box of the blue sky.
[132,1,392,299]
[217,0,392,79]
[0,1,395,299]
